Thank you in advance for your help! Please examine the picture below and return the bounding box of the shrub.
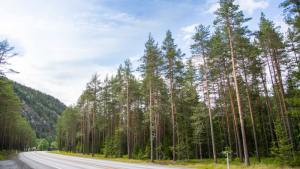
[270,120,293,168]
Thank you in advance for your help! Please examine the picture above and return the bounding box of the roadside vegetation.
[0,150,17,160]
[49,151,300,169]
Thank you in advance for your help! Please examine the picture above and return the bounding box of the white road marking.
[23,152,62,169]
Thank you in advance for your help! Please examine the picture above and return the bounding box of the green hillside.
[11,81,67,139]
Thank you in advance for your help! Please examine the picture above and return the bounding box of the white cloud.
[179,24,199,50]
[1,0,153,105]
[236,0,269,15]
[180,24,199,34]
[202,0,269,15]
[129,56,140,61]
[274,14,289,34]
[203,3,220,14]
[183,34,193,40]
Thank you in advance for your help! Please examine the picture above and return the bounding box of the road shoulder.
[0,153,32,169]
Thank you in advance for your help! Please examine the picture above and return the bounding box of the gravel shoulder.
[0,153,32,169]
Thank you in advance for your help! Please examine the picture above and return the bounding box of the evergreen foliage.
[54,1,300,168]
[271,120,294,167]
[0,77,36,152]
[0,39,19,76]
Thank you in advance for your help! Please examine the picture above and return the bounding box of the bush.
[0,155,4,160]
[51,142,58,150]
[132,143,139,159]
[270,120,293,167]
[38,138,49,151]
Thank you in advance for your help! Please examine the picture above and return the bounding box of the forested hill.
[11,80,67,139]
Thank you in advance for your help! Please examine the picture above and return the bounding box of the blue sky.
[1,0,286,105]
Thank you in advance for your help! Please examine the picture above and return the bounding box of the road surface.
[19,151,187,169]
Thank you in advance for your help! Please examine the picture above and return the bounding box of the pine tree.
[234,26,261,162]
[87,72,101,157]
[162,30,184,161]
[139,33,161,162]
[191,24,217,163]
[214,0,251,165]
[124,59,134,159]
[258,13,296,154]
[279,0,300,27]
[0,39,19,76]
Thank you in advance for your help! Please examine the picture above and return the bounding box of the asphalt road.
[19,151,187,169]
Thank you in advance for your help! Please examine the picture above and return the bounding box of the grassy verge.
[49,151,300,169]
[0,150,17,160]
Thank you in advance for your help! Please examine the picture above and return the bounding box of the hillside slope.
[11,81,67,139]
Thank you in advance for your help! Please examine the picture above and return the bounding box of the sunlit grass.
[48,151,300,169]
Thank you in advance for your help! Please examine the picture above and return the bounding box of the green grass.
[49,151,300,169]
[0,150,17,160]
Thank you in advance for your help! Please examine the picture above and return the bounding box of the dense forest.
[0,78,36,152]
[12,81,67,138]
[0,78,66,151]
[53,0,300,167]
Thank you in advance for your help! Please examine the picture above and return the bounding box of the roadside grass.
[0,150,17,160]
[49,151,300,169]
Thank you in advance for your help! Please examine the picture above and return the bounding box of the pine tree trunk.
[241,58,260,162]
[203,54,217,163]
[1,107,7,151]
[217,114,224,157]
[127,76,131,159]
[87,100,90,155]
[272,49,295,153]
[269,48,289,131]
[168,58,176,162]
[92,107,95,157]
[221,112,228,148]
[7,116,12,151]
[266,52,283,121]
[223,60,242,162]
[156,87,159,160]
[61,127,63,151]
[150,79,154,162]
[83,110,86,154]
[74,115,77,153]
[176,112,180,160]
[81,111,83,154]
[184,122,189,160]
[205,118,211,159]
[227,26,249,166]
[219,78,233,160]
[199,135,202,163]
[256,89,269,157]
[259,69,275,143]
[119,88,123,158]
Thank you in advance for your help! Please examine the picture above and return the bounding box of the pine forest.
[55,0,300,167]
[1,0,300,168]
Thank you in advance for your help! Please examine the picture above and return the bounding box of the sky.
[1,0,287,105]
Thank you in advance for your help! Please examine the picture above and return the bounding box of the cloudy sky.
[1,0,286,105]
